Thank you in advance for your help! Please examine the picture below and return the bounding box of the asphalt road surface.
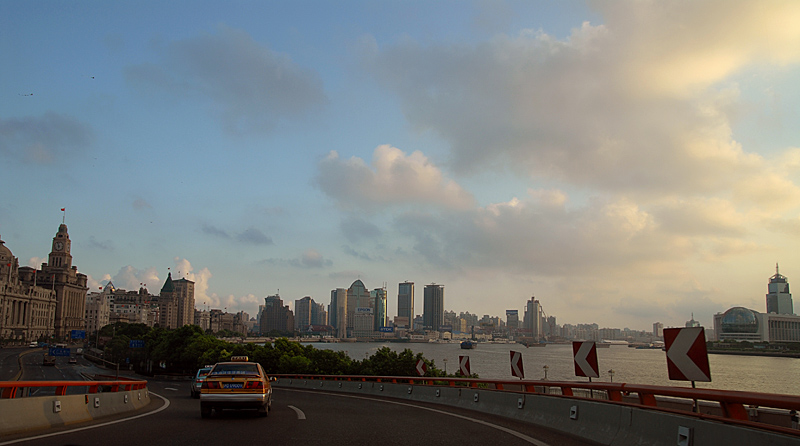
[1,378,592,446]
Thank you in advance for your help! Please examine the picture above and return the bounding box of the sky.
[2,1,800,332]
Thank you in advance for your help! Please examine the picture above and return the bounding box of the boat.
[460,340,477,349]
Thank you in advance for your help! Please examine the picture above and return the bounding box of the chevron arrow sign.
[572,341,599,378]
[664,327,711,382]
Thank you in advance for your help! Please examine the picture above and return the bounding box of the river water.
[306,342,800,396]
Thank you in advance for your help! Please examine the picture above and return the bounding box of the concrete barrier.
[274,379,800,446]
[0,388,150,436]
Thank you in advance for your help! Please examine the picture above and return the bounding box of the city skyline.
[3,1,800,331]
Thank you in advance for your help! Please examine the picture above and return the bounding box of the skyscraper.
[423,283,444,331]
[397,281,414,327]
[371,286,387,331]
[524,297,542,340]
[330,288,347,338]
[295,296,313,331]
[766,263,794,315]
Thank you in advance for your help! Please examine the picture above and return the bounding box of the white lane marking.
[283,389,549,446]
[164,387,178,391]
[288,405,306,419]
[0,391,170,446]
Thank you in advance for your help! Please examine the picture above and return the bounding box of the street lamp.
[543,365,549,380]
[608,369,615,383]
[443,358,448,374]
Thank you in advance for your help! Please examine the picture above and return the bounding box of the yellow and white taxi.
[200,356,272,418]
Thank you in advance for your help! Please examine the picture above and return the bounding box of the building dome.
[0,236,13,261]
[720,307,759,334]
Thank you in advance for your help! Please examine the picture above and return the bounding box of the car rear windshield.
[211,363,260,375]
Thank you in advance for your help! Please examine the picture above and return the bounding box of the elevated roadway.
[1,378,588,446]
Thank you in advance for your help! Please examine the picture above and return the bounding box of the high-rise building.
[423,283,444,331]
[523,297,542,340]
[506,310,519,330]
[295,296,313,331]
[371,287,387,331]
[172,277,195,327]
[330,288,347,338]
[397,281,414,327]
[260,294,294,333]
[653,322,664,337]
[311,300,327,326]
[766,264,794,315]
[346,279,370,334]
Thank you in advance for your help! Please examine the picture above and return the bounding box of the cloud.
[316,145,475,211]
[87,236,114,251]
[340,215,382,243]
[125,26,327,134]
[172,257,212,308]
[300,249,327,268]
[110,265,160,291]
[260,249,331,269]
[0,112,94,164]
[202,224,272,245]
[236,227,273,245]
[132,198,152,210]
[391,192,695,276]
[26,257,45,268]
[360,1,800,203]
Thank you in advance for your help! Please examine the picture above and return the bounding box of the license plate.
[223,383,243,389]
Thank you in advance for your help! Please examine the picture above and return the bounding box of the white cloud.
[360,1,800,203]
[316,145,475,211]
[110,265,160,291]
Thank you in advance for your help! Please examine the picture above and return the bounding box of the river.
[305,341,800,396]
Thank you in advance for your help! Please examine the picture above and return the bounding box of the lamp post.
[608,369,615,383]
[543,365,549,380]
[444,358,448,374]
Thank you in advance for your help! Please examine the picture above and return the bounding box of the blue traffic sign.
[71,330,86,339]
[129,340,145,348]
[49,347,70,357]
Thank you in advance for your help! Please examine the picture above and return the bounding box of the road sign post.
[664,327,711,413]
[510,351,524,379]
[459,355,471,376]
[415,359,427,376]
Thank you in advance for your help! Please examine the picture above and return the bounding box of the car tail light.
[202,381,221,389]
[244,381,264,390]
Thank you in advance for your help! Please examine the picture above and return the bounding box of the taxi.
[200,356,272,418]
[191,366,213,398]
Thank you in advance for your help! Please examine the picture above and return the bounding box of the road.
[0,377,589,446]
[0,348,590,446]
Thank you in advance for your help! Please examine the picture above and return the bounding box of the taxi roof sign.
[230,356,250,362]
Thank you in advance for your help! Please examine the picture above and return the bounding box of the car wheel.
[201,404,212,418]
[258,404,268,417]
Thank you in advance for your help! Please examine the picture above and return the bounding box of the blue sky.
[2,1,800,331]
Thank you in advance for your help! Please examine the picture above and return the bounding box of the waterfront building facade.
[18,224,88,339]
[0,235,57,342]
[423,283,444,331]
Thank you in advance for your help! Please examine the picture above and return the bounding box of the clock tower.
[48,224,73,269]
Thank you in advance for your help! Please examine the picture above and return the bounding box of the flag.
[61,208,65,211]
